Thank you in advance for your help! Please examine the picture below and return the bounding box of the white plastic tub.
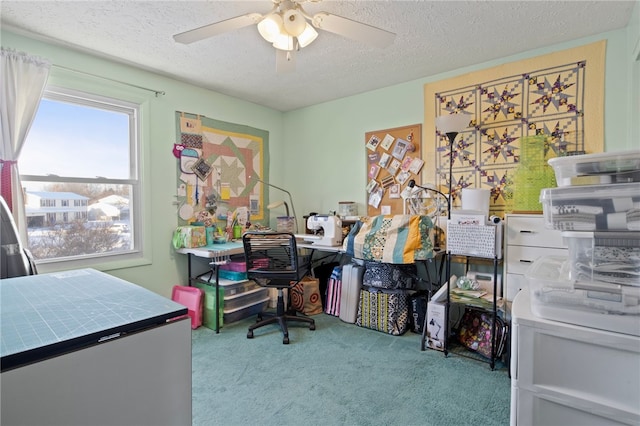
[548,150,640,187]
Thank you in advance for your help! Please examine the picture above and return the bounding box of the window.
[19,86,141,268]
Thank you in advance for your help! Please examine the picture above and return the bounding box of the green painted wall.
[1,30,284,295]
[2,12,637,296]
[282,28,637,222]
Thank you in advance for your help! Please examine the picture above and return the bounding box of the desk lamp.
[267,200,294,232]
[267,200,290,217]
[253,177,298,233]
[435,113,471,218]
[407,179,450,220]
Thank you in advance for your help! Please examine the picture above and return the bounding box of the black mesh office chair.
[242,232,315,344]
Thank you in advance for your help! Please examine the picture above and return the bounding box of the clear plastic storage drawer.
[562,231,640,287]
[540,182,640,231]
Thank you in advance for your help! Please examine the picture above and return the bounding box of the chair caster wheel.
[283,337,289,344]
[310,324,316,330]
[247,331,254,339]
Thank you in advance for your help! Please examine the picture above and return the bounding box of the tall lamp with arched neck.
[435,113,471,219]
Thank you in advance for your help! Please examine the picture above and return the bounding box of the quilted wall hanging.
[174,111,269,226]
[424,41,605,214]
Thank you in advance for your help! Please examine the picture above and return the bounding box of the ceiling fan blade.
[312,12,395,49]
[174,13,262,44]
[276,49,296,74]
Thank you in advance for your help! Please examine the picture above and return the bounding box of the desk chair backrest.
[242,232,301,287]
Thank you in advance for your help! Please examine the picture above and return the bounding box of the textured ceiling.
[1,1,635,111]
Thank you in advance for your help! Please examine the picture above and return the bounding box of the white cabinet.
[510,292,640,426]
[504,214,566,301]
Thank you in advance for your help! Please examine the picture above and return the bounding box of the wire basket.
[446,222,498,258]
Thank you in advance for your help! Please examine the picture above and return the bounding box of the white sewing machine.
[297,215,343,246]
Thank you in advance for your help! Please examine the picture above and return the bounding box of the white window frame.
[20,86,147,272]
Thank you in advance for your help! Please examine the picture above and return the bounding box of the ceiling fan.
[173,0,396,73]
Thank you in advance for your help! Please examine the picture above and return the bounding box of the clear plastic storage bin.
[548,150,640,187]
[562,231,640,287]
[525,255,640,335]
[224,297,270,324]
[540,182,640,231]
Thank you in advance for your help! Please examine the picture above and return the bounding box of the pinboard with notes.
[365,124,422,217]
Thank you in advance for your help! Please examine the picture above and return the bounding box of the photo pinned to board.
[368,187,383,208]
[368,163,381,179]
[389,183,401,199]
[409,157,425,174]
[366,179,379,194]
[378,152,391,168]
[387,159,401,176]
[396,170,411,185]
[366,135,381,151]
[380,174,395,189]
[380,134,395,150]
[392,138,410,160]
[401,156,414,171]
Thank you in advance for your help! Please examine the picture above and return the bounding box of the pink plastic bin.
[171,285,203,329]
[219,261,247,272]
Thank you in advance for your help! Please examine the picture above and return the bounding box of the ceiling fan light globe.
[283,9,306,37]
[297,23,318,48]
[273,34,294,51]
[257,14,284,43]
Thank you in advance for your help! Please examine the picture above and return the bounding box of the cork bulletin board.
[365,124,422,216]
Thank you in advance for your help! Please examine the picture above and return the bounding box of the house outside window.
[19,86,142,269]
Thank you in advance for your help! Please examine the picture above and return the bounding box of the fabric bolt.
[324,266,342,316]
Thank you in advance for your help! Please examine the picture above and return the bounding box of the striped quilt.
[343,215,434,264]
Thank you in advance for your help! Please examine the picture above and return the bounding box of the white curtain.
[1,47,51,242]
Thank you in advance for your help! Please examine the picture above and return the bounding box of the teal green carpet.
[192,313,510,426]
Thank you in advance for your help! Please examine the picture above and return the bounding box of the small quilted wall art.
[191,158,213,181]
